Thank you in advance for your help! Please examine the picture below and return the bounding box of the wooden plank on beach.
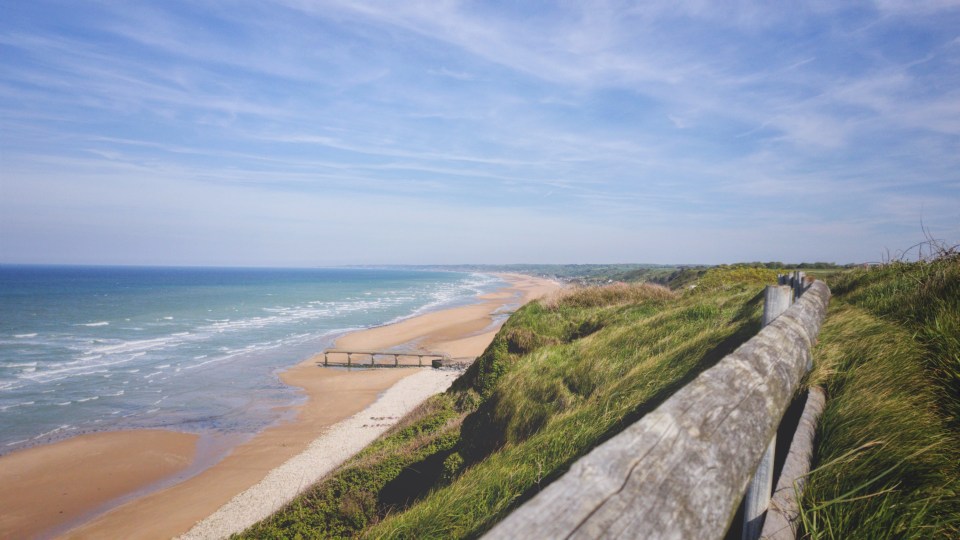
[318,349,450,368]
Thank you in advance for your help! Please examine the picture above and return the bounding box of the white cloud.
[2,0,958,264]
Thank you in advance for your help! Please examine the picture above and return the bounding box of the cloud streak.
[1,0,958,264]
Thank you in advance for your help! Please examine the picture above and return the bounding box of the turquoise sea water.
[0,266,503,453]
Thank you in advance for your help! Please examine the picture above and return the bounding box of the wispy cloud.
[1,0,958,264]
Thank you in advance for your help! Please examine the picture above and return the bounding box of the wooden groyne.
[318,349,451,368]
[486,273,830,540]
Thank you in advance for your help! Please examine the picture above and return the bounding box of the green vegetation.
[240,395,463,538]
[799,254,960,539]
[420,263,683,285]
[238,256,959,539]
[238,269,770,539]
[378,262,853,287]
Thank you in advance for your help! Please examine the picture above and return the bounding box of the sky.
[1,1,959,266]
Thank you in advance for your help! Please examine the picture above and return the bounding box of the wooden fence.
[485,275,830,539]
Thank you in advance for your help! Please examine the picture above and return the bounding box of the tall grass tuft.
[800,255,960,539]
[540,281,675,309]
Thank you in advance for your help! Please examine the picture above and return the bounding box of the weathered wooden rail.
[486,274,830,540]
[318,349,450,368]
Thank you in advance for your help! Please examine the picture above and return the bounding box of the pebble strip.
[179,369,460,540]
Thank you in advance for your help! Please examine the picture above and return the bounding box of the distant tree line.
[728,262,849,270]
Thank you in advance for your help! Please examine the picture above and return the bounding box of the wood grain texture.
[743,285,794,540]
[485,281,830,540]
[760,386,826,540]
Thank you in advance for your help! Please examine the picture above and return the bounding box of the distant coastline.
[0,271,559,539]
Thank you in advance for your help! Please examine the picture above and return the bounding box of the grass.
[369,284,762,538]
[238,275,767,539]
[236,259,960,539]
[799,254,960,539]
[236,394,465,539]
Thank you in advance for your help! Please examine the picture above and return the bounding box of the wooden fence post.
[762,285,794,327]
[793,272,806,301]
[743,285,794,540]
[760,386,826,539]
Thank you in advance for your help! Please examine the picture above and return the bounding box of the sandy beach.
[0,273,557,540]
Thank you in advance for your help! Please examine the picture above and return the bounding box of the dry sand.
[178,273,557,539]
[0,430,198,539]
[179,369,461,540]
[61,368,415,540]
[0,273,558,540]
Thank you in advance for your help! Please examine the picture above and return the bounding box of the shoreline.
[0,273,558,539]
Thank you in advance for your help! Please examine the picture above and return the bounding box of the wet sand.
[0,273,558,539]
[62,369,414,540]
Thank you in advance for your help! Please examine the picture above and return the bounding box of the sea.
[0,266,504,454]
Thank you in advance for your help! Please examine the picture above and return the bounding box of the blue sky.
[1,1,958,266]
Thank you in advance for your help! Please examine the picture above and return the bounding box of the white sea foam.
[85,336,184,356]
[19,352,149,384]
[0,381,22,391]
[253,298,410,331]
[380,273,502,324]
[1,269,500,451]
[2,361,37,368]
[0,401,35,412]
[185,349,259,370]
[33,425,72,440]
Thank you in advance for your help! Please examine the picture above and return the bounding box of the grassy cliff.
[237,258,959,539]
[238,269,774,539]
